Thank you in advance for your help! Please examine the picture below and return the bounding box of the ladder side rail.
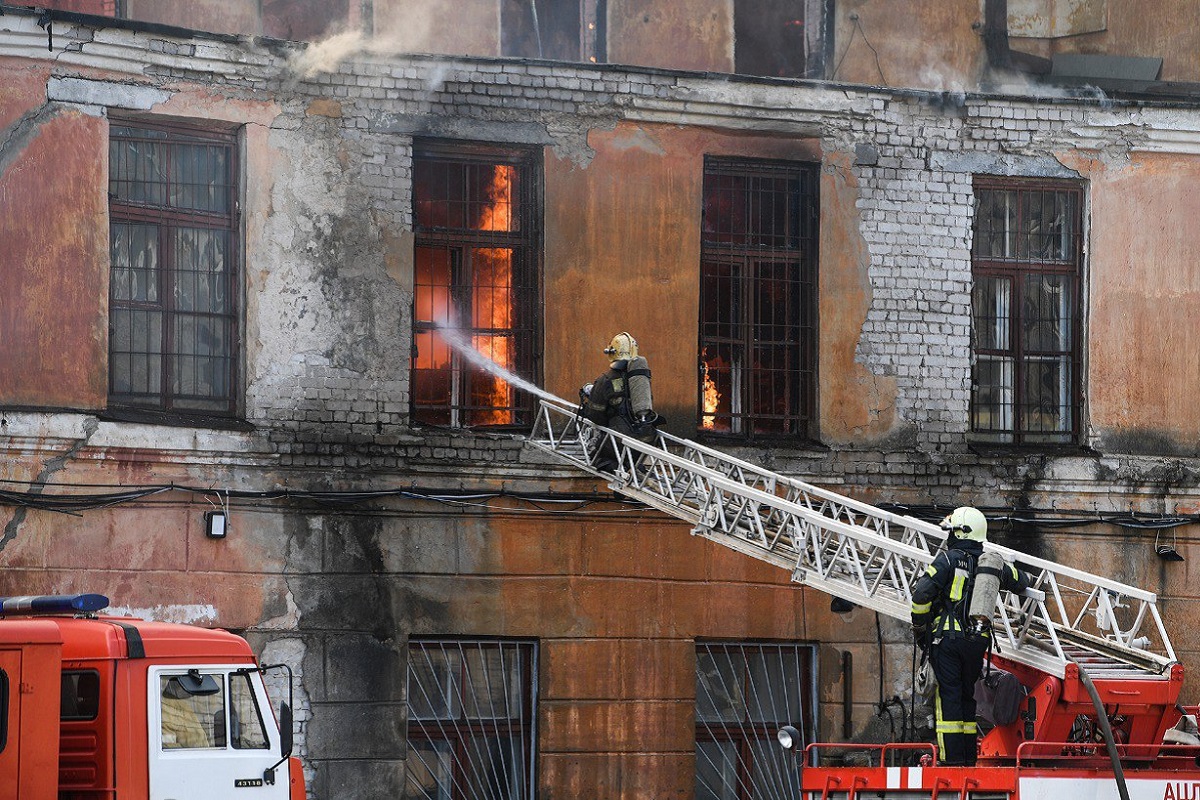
[646,426,1176,665]
[529,400,1174,671]
[669,414,1165,615]
[536,400,1160,616]
[656,428,941,534]
[1148,604,1179,663]
[631,468,1167,678]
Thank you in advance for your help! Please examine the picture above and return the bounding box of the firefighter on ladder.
[910,506,1031,766]
[580,332,659,471]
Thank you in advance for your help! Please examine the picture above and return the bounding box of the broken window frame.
[404,638,538,800]
[699,157,819,441]
[695,641,817,800]
[107,116,241,424]
[411,140,542,430]
[970,177,1084,446]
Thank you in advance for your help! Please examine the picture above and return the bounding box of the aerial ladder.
[526,394,1197,798]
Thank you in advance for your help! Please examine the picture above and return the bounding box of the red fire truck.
[0,593,304,800]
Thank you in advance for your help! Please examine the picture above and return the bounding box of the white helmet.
[603,332,638,364]
[940,506,988,542]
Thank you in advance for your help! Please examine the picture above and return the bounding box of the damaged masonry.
[3,2,1200,798]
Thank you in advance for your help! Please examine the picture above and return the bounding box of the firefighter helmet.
[603,332,638,363]
[940,506,988,542]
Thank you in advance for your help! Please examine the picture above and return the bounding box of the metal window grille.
[405,639,537,800]
[970,179,1083,445]
[695,642,816,800]
[108,119,239,418]
[699,158,819,440]
[412,142,541,429]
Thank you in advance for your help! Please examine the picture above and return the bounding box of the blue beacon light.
[0,594,110,616]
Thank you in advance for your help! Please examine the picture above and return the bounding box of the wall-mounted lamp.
[1155,530,1184,562]
[204,510,228,539]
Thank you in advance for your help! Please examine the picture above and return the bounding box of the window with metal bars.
[970,178,1083,445]
[411,141,541,429]
[108,119,240,421]
[695,642,816,800]
[699,158,818,440]
[404,639,537,800]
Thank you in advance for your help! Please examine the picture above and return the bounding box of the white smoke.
[286,9,438,78]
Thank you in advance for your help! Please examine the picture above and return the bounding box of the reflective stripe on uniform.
[950,567,968,601]
[912,601,932,614]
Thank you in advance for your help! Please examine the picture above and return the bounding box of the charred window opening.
[107,118,240,421]
[699,158,818,440]
[971,178,1083,445]
[734,0,832,79]
[502,0,584,61]
[695,642,816,800]
[405,639,538,800]
[412,142,541,429]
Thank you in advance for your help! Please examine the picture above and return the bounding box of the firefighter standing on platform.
[910,506,1031,766]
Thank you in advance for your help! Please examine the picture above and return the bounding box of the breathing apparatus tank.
[968,550,1006,637]
[626,355,653,421]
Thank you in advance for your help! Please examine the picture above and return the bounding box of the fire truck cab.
[0,594,304,800]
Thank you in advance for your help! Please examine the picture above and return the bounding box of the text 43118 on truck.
[0,594,304,800]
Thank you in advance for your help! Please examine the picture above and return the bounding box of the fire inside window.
[695,642,815,800]
[404,639,537,800]
[411,143,539,428]
[107,119,239,418]
[699,158,818,439]
[970,179,1083,445]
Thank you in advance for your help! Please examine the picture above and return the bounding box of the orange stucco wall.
[0,63,108,410]
[607,0,732,72]
[1073,150,1200,447]
[831,0,988,89]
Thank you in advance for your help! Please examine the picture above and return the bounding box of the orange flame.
[701,360,720,429]
[471,165,515,425]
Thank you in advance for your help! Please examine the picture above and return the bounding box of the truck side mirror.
[280,702,293,757]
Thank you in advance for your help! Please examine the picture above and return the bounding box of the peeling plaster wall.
[5,9,1200,799]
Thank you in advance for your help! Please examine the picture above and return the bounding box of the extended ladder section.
[527,396,1178,683]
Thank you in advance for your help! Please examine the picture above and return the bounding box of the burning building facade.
[3,1,1200,798]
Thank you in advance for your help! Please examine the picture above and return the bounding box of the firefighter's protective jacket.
[910,539,1029,638]
[583,362,630,426]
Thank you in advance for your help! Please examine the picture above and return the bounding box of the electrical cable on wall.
[0,478,1195,530]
